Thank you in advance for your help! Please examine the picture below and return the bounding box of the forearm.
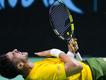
[59,53,82,76]
[59,52,73,63]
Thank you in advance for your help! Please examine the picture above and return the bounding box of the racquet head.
[49,1,74,41]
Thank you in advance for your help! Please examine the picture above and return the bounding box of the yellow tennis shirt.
[25,58,66,80]
[25,58,92,80]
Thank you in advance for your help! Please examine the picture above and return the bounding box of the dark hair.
[0,54,20,79]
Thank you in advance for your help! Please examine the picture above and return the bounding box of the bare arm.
[59,53,82,76]
[35,49,82,77]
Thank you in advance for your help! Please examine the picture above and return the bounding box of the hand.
[34,50,51,57]
[68,38,79,53]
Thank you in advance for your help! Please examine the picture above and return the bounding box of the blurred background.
[0,0,106,79]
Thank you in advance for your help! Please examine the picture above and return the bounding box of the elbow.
[73,62,83,71]
[77,64,83,72]
[65,61,83,71]
[74,62,83,72]
[65,62,83,76]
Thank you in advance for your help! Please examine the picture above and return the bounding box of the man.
[0,48,106,80]
[0,49,83,80]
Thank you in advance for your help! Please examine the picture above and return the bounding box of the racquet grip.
[71,23,74,31]
[69,15,73,22]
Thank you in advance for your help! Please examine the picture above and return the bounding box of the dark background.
[0,0,106,57]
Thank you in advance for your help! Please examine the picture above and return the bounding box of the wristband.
[50,49,63,58]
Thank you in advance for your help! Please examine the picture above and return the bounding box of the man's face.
[6,49,28,64]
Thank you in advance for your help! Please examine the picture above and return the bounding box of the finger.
[34,52,40,56]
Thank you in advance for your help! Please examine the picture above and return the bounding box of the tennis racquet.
[49,0,74,41]
[49,1,82,61]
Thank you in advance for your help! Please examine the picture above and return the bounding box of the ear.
[17,62,24,70]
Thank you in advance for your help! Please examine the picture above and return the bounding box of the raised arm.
[35,49,82,77]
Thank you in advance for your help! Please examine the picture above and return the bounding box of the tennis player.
[0,48,106,80]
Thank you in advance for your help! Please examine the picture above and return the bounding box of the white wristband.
[50,49,63,58]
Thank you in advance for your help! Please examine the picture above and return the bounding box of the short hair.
[0,54,20,79]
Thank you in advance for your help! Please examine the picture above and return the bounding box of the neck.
[21,61,34,78]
